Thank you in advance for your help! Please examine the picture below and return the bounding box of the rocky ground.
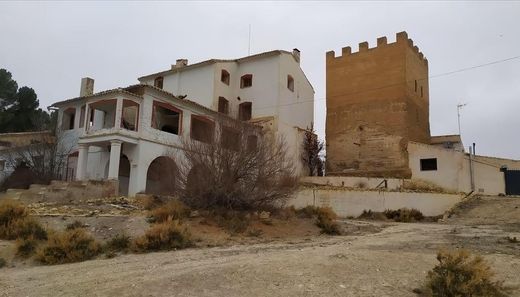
[1,195,520,297]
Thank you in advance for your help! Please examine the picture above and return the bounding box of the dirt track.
[2,196,520,297]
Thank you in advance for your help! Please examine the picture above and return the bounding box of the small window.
[221,127,240,151]
[420,158,437,171]
[421,86,424,98]
[0,160,5,171]
[247,135,258,152]
[414,80,417,92]
[191,116,215,143]
[239,102,252,121]
[287,75,294,92]
[221,70,230,85]
[152,101,181,135]
[218,97,229,114]
[240,74,253,88]
[154,76,164,89]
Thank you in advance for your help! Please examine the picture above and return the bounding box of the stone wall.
[325,31,430,177]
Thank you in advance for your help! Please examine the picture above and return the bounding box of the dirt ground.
[1,195,520,297]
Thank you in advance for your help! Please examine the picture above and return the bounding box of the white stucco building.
[50,49,315,196]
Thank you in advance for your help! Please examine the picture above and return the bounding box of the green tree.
[0,69,51,133]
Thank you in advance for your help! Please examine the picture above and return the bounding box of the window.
[152,101,181,135]
[420,158,437,171]
[154,76,164,89]
[239,102,252,121]
[221,126,240,151]
[247,135,258,152]
[121,100,139,131]
[414,80,417,92]
[218,97,229,114]
[287,75,294,92]
[221,70,230,85]
[79,105,86,128]
[62,107,76,130]
[191,115,215,143]
[240,74,253,88]
[0,160,5,171]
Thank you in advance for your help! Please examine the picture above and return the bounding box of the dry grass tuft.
[0,199,47,240]
[132,220,193,252]
[403,179,450,193]
[384,208,424,222]
[36,228,101,265]
[295,206,341,235]
[419,249,509,297]
[15,237,38,258]
[65,220,86,230]
[104,233,131,253]
[137,195,165,210]
[149,199,190,223]
[358,210,388,221]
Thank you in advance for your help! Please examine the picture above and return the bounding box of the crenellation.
[377,36,387,46]
[396,31,408,42]
[326,50,336,60]
[413,46,419,53]
[359,42,369,52]
[342,46,352,56]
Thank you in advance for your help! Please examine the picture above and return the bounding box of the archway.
[146,156,177,195]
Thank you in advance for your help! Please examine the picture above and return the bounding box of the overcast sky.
[1,1,519,159]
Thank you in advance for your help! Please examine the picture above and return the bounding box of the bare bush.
[419,249,509,297]
[132,220,192,252]
[175,119,297,211]
[36,228,101,265]
[0,132,72,190]
[301,122,324,176]
[0,199,47,240]
[149,199,190,223]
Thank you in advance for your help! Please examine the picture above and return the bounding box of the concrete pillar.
[115,98,123,129]
[108,140,123,179]
[76,144,89,180]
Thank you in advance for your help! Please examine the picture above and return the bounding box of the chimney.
[292,48,301,64]
[80,77,94,97]
[175,59,188,68]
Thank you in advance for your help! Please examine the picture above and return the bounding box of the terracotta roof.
[138,50,296,81]
[50,88,143,107]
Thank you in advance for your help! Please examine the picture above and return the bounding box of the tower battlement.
[326,31,428,65]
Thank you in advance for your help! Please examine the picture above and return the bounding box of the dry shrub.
[15,237,38,258]
[384,208,424,222]
[36,228,101,265]
[358,210,387,221]
[403,179,449,193]
[136,195,165,210]
[212,210,251,234]
[132,220,192,252]
[149,199,190,223]
[315,207,341,235]
[295,206,341,235]
[66,220,86,230]
[421,249,509,297]
[274,206,297,220]
[104,233,131,253]
[177,120,297,211]
[0,199,47,240]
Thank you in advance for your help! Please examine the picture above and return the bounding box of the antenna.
[457,102,467,136]
[248,24,251,56]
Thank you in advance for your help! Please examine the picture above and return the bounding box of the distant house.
[50,49,315,196]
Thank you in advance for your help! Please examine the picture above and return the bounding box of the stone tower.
[325,31,430,178]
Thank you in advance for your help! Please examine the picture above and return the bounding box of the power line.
[252,54,520,111]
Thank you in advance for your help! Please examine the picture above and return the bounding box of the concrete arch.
[145,156,178,195]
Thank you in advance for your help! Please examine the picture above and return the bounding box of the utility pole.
[457,103,467,136]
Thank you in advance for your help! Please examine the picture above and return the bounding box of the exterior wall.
[325,32,430,177]
[289,188,462,217]
[408,142,506,195]
[299,176,403,190]
[473,155,520,170]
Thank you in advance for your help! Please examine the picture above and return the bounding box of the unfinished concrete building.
[326,31,430,177]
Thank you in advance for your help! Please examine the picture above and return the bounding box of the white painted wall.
[289,188,463,217]
[408,142,506,195]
